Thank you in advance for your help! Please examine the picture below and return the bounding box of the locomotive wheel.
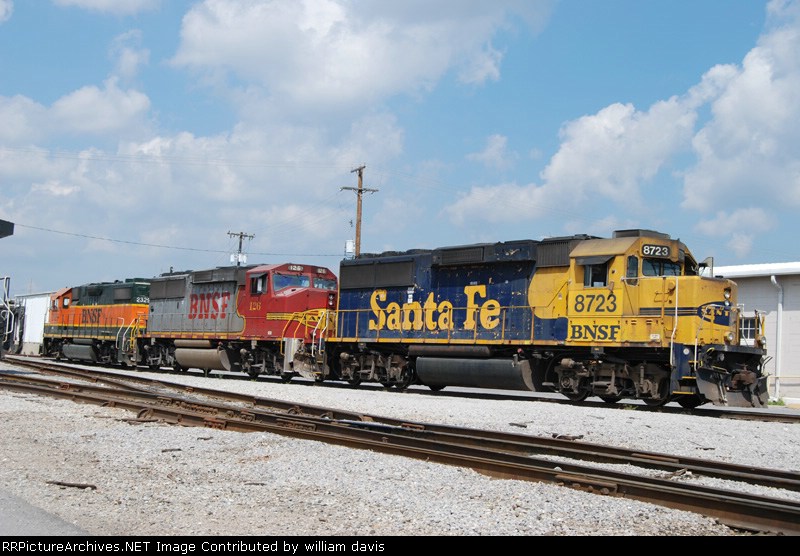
[676,395,704,409]
[643,396,670,407]
[280,373,294,384]
[394,368,413,391]
[642,379,671,407]
[563,390,591,402]
[348,375,362,387]
[599,394,623,404]
[427,384,446,392]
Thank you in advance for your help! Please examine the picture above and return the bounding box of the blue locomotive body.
[336,241,537,344]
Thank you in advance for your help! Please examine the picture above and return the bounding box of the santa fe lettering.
[369,285,500,332]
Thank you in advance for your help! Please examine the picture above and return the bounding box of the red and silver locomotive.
[141,263,337,379]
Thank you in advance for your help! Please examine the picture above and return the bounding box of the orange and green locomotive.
[315,229,768,408]
[43,279,150,366]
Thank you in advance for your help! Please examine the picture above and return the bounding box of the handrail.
[115,317,125,349]
[1,277,13,344]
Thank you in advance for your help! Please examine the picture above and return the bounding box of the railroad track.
[5,354,799,424]
[1,358,799,535]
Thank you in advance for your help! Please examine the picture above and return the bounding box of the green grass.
[769,398,786,406]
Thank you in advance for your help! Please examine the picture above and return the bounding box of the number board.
[642,244,671,258]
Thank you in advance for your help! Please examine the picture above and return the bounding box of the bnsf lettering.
[82,308,102,324]
[569,324,621,341]
[369,285,500,332]
[188,292,231,320]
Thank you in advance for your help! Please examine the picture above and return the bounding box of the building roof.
[706,262,800,279]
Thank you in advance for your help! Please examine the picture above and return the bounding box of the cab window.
[626,256,638,279]
[250,274,267,295]
[625,256,639,286]
[273,273,310,291]
[642,259,681,277]
[313,277,337,291]
[583,263,608,287]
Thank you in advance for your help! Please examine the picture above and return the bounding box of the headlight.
[723,289,731,300]
[758,335,767,347]
[725,332,735,343]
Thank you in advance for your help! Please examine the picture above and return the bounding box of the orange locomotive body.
[43,279,150,366]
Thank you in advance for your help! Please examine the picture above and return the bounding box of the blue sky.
[1,0,798,297]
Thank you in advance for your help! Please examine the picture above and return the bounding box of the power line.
[14,223,341,258]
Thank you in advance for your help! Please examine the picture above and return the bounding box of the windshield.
[642,259,681,277]
[272,273,310,291]
[314,277,337,291]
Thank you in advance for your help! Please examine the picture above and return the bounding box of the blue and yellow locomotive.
[309,229,768,408]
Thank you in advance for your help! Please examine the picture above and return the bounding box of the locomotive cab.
[534,229,768,407]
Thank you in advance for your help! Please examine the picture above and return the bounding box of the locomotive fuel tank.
[415,356,535,391]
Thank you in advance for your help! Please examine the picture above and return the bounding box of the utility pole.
[341,165,378,257]
[227,230,254,266]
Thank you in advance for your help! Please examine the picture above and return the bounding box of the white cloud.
[0,79,152,147]
[694,208,774,258]
[0,96,49,142]
[542,98,697,207]
[0,0,12,23]
[682,0,800,213]
[53,0,160,15]
[446,94,698,226]
[110,31,150,82]
[467,134,517,170]
[170,0,553,112]
[31,179,80,197]
[50,78,151,135]
[458,43,504,85]
[444,182,551,226]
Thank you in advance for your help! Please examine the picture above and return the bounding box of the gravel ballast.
[0,361,798,537]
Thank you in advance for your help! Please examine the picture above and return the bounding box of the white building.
[10,292,52,356]
[711,263,800,402]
